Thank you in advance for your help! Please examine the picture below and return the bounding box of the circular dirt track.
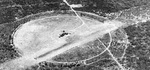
[0,10,113,70]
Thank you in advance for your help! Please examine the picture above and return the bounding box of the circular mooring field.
[1,10,119,70]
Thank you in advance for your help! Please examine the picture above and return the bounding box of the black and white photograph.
[0,0,150,70]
